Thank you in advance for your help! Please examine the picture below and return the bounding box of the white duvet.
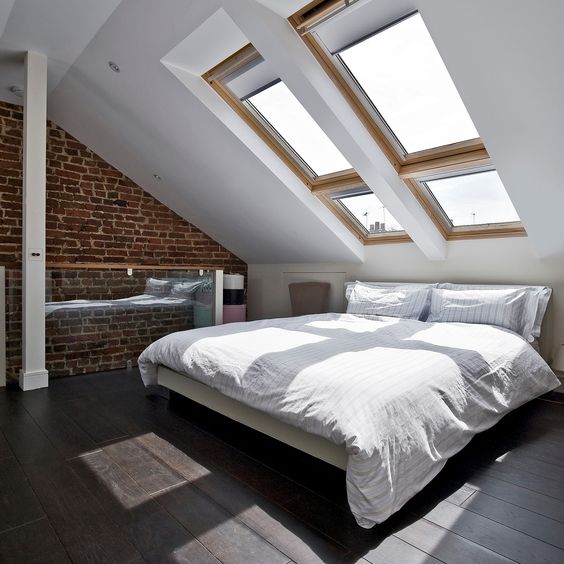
[138,313,558,528]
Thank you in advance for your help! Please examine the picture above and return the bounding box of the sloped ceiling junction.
[1,0,563,263]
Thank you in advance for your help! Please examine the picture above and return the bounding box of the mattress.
[138,313,559,528]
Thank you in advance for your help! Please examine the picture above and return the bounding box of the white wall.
[248,237,564,361]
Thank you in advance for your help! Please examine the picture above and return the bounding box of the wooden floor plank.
[45,375,98,402]
[19,389,97,459]
[488,434,564,469]
[487,451,564,484]
[452,431,564,486]
[136,433,349,564]
[158,482,292,564]
[81,369,146,394]
[0,457,45,534]
[362,535,442,564]
[442,484,476,506]
[2,371,563,564]
[71,449,221,563]
[58,397,129,444]
[424,500,564,563]
[0,390,23,428]
[23,460,145,563]
[0,430,14,461]
[282,489,388,553]
[103,437,187,495]
[2,408,62,465]
[476,464,564,501]
[110,390,303,506]
[169,391,338,505]
[462,471,564,522]
[0,518,71,563]
[462,490,564,550]
[393,518,512,564]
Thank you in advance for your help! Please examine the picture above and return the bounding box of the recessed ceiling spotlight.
[153,174,162,181]
[108,61,120,73]
[9,85,24,98]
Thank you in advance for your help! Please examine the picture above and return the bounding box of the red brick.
[0,100,246,382]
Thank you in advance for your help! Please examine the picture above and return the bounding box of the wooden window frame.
[404,170,526,240]
[203,44,361,192]
[203,43,410,245]
[320,186,411,245]
[288,1,525,240]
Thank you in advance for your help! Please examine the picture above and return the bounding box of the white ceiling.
[0,0,121,101]
[0,0,563,262]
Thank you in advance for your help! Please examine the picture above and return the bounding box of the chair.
[289,282,330,316]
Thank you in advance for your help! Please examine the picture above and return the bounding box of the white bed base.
[157,365,348,470]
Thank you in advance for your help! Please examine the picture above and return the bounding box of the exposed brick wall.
[0,100,246,382]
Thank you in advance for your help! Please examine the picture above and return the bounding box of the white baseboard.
[19,369,49,391]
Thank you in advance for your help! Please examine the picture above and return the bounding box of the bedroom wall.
[0,100,246,383]
[248,237,564,361]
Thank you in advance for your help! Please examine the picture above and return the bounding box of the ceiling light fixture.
[153,174,162,181]
[108,61,120,73]
[9,85,24,98]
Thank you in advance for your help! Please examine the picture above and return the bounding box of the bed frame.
[157,365,348,470]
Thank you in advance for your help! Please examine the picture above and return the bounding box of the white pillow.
[438,283,551,341]
[346,284,431,320]
[427,288,529,335]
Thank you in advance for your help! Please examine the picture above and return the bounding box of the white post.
[20,51,48,391]
[213,270,223,325]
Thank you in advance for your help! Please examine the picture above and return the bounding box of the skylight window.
[286,3,524,240]
[333,190,403,234]
[337,12,478,154]
[246,81,351,176]
[424,170,520,227]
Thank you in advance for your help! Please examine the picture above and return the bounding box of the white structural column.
[20,51,48,391]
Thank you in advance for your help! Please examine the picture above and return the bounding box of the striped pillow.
[438,283,551,341]
[427,288,529,334]
[346,284,430,320]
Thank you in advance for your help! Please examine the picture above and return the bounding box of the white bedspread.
[138,313,558,527]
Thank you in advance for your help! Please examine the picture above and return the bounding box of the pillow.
[170,280,204,298]
[438,283,551,341]
[144,277,171,297]
[346,284,431,320]
[427,287,529,335]
[345,280,437,300]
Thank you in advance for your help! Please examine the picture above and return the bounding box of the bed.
[138,282,559,528]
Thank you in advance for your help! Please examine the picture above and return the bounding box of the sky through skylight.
[248,81,351,176]
[339,12,479,153]
[335,192,403,233]
[426,170,519,227]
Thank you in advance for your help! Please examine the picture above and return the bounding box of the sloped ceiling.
[0,0,563,262]
[0,0,121,99]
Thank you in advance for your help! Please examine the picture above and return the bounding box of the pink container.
[223,304,246,324]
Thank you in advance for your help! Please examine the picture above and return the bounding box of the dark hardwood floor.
[0,369,563,563]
